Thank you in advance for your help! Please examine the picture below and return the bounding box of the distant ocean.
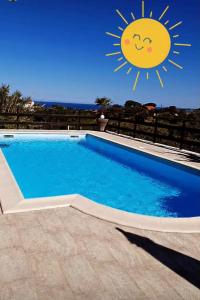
[35,101,100,111]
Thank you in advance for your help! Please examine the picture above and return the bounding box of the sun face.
[106,1,191,91]
[121,18,171,69]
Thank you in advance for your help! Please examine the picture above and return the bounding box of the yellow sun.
[121,18,171,69]
[106,1,191,90]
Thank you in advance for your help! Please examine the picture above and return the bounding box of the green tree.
[0,85,10,112]
[124,100,142,109]
[0,84,33,113]
[95,97,112,107]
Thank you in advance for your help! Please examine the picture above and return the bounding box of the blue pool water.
[0,134,200,218]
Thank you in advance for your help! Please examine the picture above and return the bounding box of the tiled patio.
[0,207,199,300]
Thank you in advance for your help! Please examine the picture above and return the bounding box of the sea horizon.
[35,100,197,111]
[35,100,101,110]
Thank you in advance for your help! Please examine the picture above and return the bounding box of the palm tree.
[95,97,112,108]
[0,84,33,113]
[0,85,10,112]
[7,91,22,113]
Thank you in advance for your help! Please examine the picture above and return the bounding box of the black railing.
[107,115,200,152]
[0,111,98,131]
[0,111,200,152]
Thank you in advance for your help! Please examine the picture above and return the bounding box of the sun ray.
[168,59,183,69]
[106,32,121,39]
[116,9,129,25]
[106,3,191,91]
[131,12,135,20]
[173,35,180,38]
[162,66,168,72]
[114,61,128,72]
[159,5,169,21]
[106,51,121,57]
[118,26,124,32]
[142,0,145,17]
[133,71,140,91]
[127,67,132,75]
[174,43,191,47]
[169,21,182,31]
[156,70,164,88]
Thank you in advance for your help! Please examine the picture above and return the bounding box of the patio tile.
[35,284,74,300]
[0,213,10,226]
[59,214,91,238]
[74,291,116,300]
[0,224,21,249]
[7,211,40,229]
[92,261,146,300]
[28,252,66,287]
[0,207,200,299]
[0,285,13,300]
[83,236,116,263]
[19,225,52,254]
[61,254,105,296]
[10,279,38,300]
[37,209,64,233]
[0,247,31,284]
[47,230,86,259]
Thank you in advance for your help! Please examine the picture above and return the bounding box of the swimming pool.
[0,133,200,218]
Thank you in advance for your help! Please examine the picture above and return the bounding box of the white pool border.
[0,129,200,233]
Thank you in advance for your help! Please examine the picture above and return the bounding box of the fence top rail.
[0,112,96,118]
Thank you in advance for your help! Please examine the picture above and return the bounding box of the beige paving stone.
[28,252,66,287]
[93,261,146,300]
[7,211,40,229]
[61,254,105,296]
[11,279,38,300]
[0,248,31,284]
[0,213,10,226]
[161,268,200,300]
[131,268,180,300]
[83,236,116,263]
[0,285,13,300]
[74,291,116,300]
[47,230,86,259]
[0,207,200,299]
[0,224,21,250]
[37,209,64,233]
[58,213,91,238]
[85,216,116,240]
[35,284,74,300]
[19,225,52,254]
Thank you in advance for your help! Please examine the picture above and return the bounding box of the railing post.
[77,110,80,130]
[117,113,121,134]
[153,116,158,143]
[133,120,137,138]
[180,120,186,149]
[16,108,19,129]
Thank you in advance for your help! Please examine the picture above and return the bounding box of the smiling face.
[121,18,171,69]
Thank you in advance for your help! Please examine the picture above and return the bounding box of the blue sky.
[0,0,199,108]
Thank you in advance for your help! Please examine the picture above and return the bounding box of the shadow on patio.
[116,227,200,289]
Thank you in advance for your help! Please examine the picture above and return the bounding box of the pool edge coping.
[0,129,200,233]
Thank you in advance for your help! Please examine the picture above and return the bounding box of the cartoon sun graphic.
[106,1,191,91]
